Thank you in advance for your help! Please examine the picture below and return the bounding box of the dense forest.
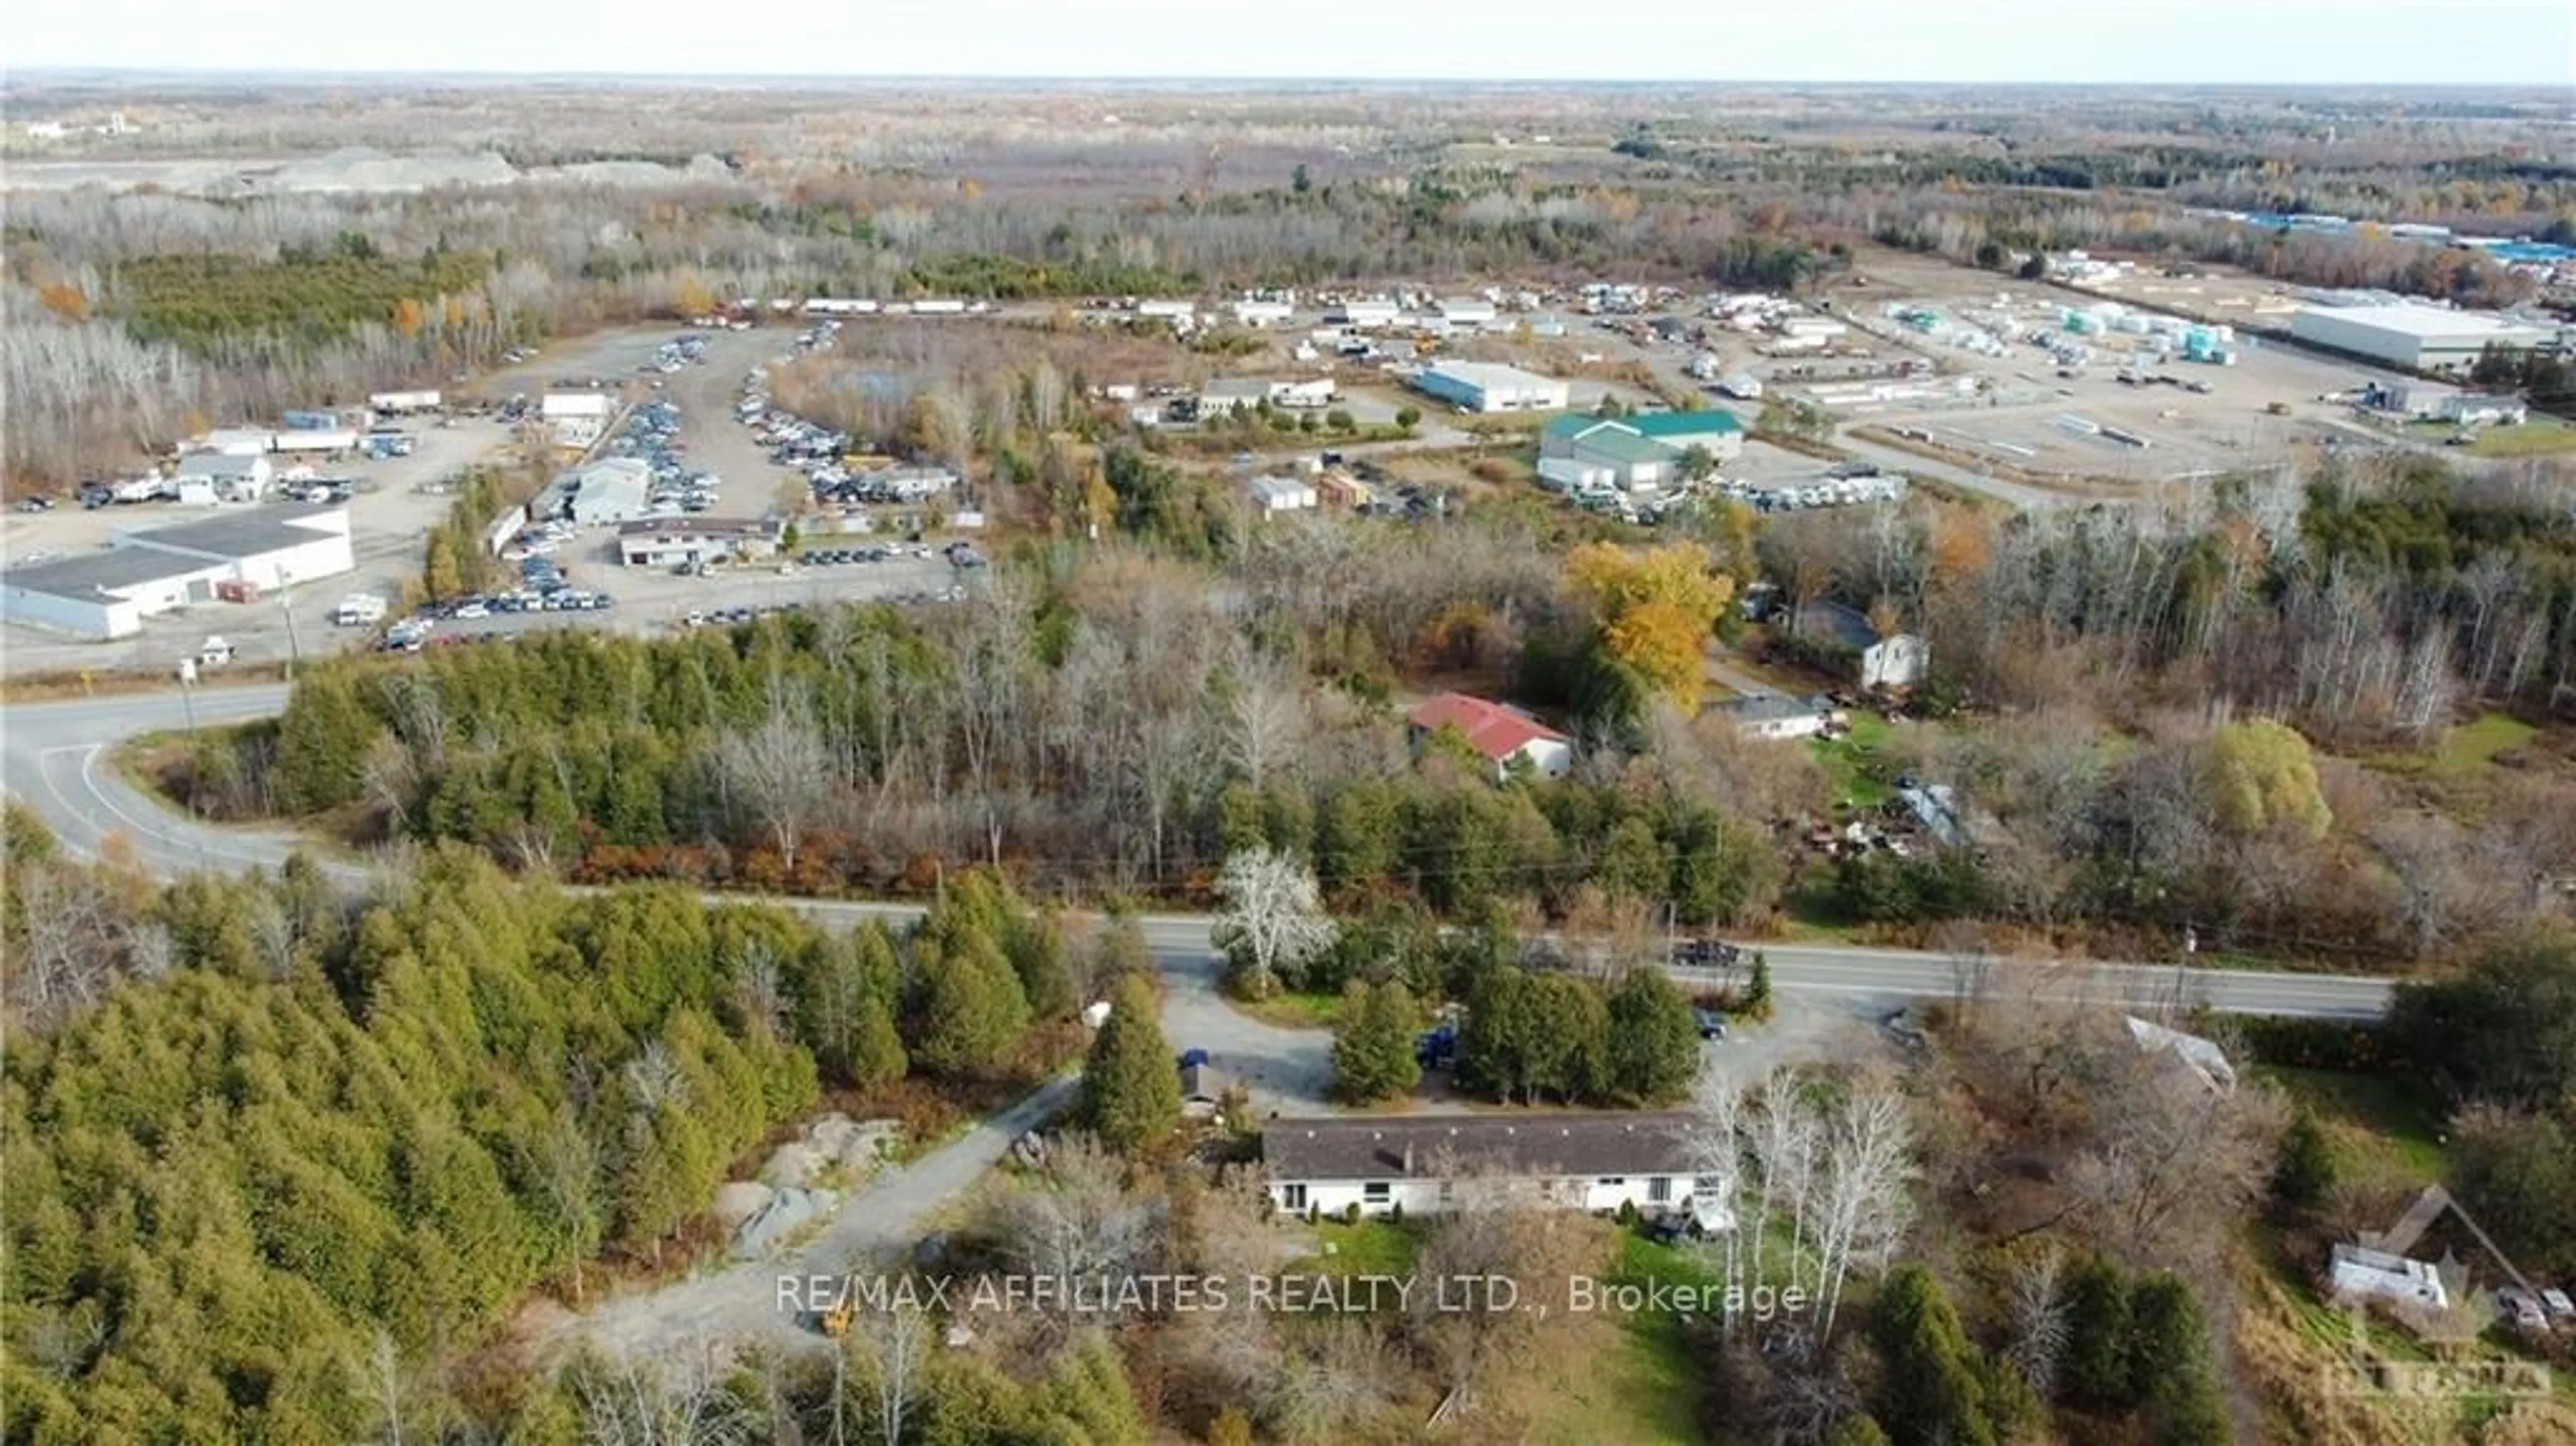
[0,811,1091,1442]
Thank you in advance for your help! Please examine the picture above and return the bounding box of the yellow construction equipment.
[817,1297,855,1338]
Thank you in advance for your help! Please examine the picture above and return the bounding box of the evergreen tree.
[2128,1273,2231,1445]
[1525,972,1610,1103]
[1036,1327,1148,1442]
[1825,1415,1894,1446]
[1604,967,1701,1103]
[1079,973,1181,1153]
[1743,950,1775,1021]
[1332,979,1423,1105]
[2269,1109,2337,1221]
[1870,1264,1998,1446]
[274,669,376,812]
[908,931,1032,1078]
[2060,1255,2135,1408]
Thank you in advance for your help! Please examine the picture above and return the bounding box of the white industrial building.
[2290,303,2557,373]
[1196,378,1275,416]
[616,517,782,568]
[541,392,617,449]
[0,506,356,641]
[1409,361,1570,414]
[561,457,653,526]
[1265,1114,1703,1220]
[1328,298,1402,330]
[1437,297,1499,329]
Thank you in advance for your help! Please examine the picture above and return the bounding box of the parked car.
[1693,1007,1731,1041]
[2498,1288,2551,1333]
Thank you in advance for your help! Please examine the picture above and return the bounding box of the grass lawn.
[2408,414,2576,458]
[1809,711,1901,810]
[2368,712,2540,780]
[1228,989,1341,1030]
[1291,1219,1418,1280]
[1513,1230,1717,1445]
[2259,1065,2449,1179]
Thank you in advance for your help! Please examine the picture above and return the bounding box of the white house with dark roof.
[1264,1113,1703,1219]
[1721,693,1841,740]
[1794,600,1929,690]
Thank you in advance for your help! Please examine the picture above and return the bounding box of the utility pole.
[278,568,303,683]
[177,657,201,820]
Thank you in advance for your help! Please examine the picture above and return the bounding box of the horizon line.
[7,67,2569,93]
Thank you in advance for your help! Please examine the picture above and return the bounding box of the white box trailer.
[368,390,443,413]
[270,429,360,454]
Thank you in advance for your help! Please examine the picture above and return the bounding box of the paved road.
[2,685,2397,1020]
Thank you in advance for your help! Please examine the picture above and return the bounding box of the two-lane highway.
[1,686,2398,1019]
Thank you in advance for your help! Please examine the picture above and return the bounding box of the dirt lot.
[1811,250,2438,484]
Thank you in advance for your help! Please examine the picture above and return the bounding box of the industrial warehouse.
[2288,301,2560,373]
[1407,360,1572,413]
[0,506,356,640]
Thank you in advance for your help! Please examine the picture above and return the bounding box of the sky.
[9,0,2575,87]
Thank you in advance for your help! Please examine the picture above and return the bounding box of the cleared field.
[1803,260,2438,485]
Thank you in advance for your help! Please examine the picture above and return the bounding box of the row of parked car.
[1727,471,1908,512]
[798,541,985,569]
[679,587,971,630]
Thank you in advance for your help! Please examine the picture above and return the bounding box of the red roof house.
[1405,692,1574,780]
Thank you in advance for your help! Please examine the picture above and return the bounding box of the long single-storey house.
[1264,1113,1702,1219]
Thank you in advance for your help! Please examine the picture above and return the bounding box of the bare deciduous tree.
[2001,1244,2070,1400]
[715,672,829,873]
[1210,845,1337,997]
[564,1341,753,1446]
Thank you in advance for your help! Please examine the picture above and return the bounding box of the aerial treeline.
[1765,459,2576,736]
[0,815,1079,1441]
[244,574,1784,927]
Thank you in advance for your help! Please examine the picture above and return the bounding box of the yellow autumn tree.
[1565,542,1733,710]
[392,296,426,338]
[2205,718,2332,841]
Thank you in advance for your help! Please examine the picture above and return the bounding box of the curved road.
[3,685,2395,1021]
